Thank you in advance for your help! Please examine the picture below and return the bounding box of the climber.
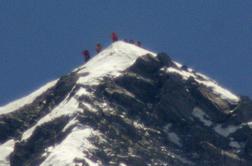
[82,50,91,62]
[136,41,142,47]
[129,39,134,44]
[111,32,119,42]
[96,43,103,53]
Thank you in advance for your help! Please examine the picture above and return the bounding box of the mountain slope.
[0,41,252,166]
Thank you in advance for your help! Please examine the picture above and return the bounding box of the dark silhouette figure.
[82,50,91,62]
[136,41,142,47]
[129,39,134,44]
[96,43,103,53]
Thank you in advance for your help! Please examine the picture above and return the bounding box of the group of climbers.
[81,32,142,62]
[123,39,142,47]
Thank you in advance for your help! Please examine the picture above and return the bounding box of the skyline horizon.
[0,39,246,106]
[0,0,251,105]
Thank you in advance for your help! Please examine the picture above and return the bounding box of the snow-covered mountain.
[0,41,252,166]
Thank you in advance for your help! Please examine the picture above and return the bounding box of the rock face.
[0,41,251,166]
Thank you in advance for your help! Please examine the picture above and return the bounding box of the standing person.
[111,32,119,42]
[82,50,91,62]
[129,39,134,44]
[136,41,142,47]
[96,43,103,53]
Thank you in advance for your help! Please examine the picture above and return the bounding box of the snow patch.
[133,121,147,130]
[0,80,58,115]
[133,121,160,134]
[166,67,239,103]
[41,126,103,166]
[75,87,93,97]
[165,150,194,165]
[163,124,182,147]
[0,139,15,165]
[62,118,79,132]
[168,133,182,147]
[173,61,182,68]
[167,67,194,80]
[192,107,212,127]
[22,94,82,141]
[76,41,155,86]
[229,141,241,149]
[82,102,96,112]
[247,122,252,129]
[214,124,240,137]
[174,154,195,165]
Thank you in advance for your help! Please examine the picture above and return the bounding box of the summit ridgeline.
[0,41,252,166]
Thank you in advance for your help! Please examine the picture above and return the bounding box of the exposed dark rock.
[1,52,252,166]
[0,73,78,144]
[10,116,71,166]
[233,96,252,123]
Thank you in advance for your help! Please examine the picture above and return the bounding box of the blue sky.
[0,0,252,105]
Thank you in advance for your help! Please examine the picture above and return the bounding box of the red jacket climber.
[111,32,119,42]
[96,43,103,53]
[82,50,90,62]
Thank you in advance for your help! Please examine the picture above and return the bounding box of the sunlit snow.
[166,67,239,103]
[21,93,82,141]
[0,139,15,165]
[41,126,104,166]
[0,41,243,166]
[0,80,58,115]
[76,41,156,85]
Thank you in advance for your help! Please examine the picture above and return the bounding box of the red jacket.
[111,32,118,42]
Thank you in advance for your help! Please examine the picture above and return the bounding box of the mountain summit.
[0,41,252,166]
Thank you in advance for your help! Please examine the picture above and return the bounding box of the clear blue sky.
[0,0,252,105]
